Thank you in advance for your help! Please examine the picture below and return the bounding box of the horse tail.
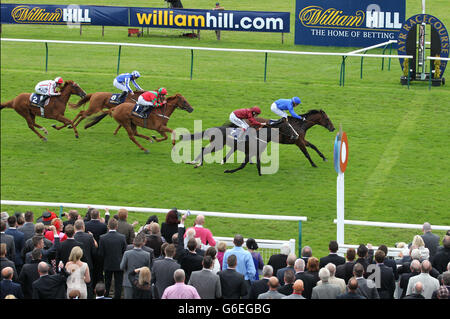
[84,110,111,129]
[0,100,14,110]
[70,94,92,109]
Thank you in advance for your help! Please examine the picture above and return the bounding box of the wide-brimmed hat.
[37,210,57,225]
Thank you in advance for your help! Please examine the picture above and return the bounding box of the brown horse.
[0,81,87,141]
[61,90,144,130]
[84,93,194,153]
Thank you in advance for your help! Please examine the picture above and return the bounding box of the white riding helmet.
[131,71,140,78]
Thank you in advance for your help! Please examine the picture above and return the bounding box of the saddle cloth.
[109,93,124,105]
[131,103,152,119]
[30,93,50,107]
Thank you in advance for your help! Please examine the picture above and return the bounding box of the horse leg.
[24,114,47,141]
[113,125,122,135]
[123,124,149,153]
[33,123,48,135]
[54,115,78,138]
[193,144,216,168]
[296,139,317,167]
[133,128,153,143]
[306,140,327,162]
[224,153,250,174]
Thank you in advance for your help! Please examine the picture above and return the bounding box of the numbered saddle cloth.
[109,93,125,105]
[30,93,49,107]
[131,103,151,119]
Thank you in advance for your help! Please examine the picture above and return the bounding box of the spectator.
[176,214,203,283]
[267,243,290,276]
[218,254,248,299]
[5,215,25,274]
[1,220,16,263]
[62,210,79,233]
[432,271,450,299]
[57,224,86,266]
[305,257,320,284]
[137,215,159,234]
[311,268,341,299]
[45,218,67,243]
[18,211,35,242]
[432,235,450,274]
[248,265,272,299]
[25,226,60,264]
[32,261,69,299]
[65,246,90,299]
[98,218,127,299]
[403,281,426,299]
[151,243,180,298]
[301,246,312,265]
[355,244,374,274]
[0,266,23,299]
[19,248,53,299]
[128,266,158,299]
[336,247,356,284]
[352,263,379,299]
[436,284,449,299]
[276,253,296,286]
[319,240,345,269]
[337,277,366,299]
[161,209,180,244]
[212,2,224,40]
[185,215,216,248]
[412,235,430,261]
[1,243,18,283]
[183,227,196,250]
[74,219,97,298]
[406,260,440,299]
[293,258,315,299]
[246,238,263,281]
[396,242,412,265]
[376,244,399,280]
[399,259,421,298]
[22,222,52,262]
[282,279,306,299]
[156,242,168,261]
[120,233,152,299]
[143,222,164,258]
[258,276,284,299]
[1,212,9,224]
[372,250,395,299]
[161,269,200,299]
[188,255,222,299]
[205,246,220,274]
[216,241,227,269]
[94,282,111,299]
[36,210,57,227]
[117,208,137,245]
[317,263,346,294]
[15,213,25,228]
[222,234,256,291]
[421,222,441,260]
[277,269,295,296]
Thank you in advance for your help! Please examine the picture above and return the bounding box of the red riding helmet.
[251,106,261,114]
[54,77,63,84]
[158,87,167,95]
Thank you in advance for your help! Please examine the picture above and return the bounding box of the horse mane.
[166,93,181,101]
[300,109,323,118]
[60,80,74,90]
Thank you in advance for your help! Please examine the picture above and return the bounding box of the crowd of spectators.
[1,209,449,300]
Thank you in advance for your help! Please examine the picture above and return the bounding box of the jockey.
[132,90,166,118]
[113,71,143,102]
[34,77,64,107]
[156,87,168,105]
[229,106,266,140]
[270,97,304,124]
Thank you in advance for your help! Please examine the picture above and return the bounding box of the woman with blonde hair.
[412,235,430,260]
[65,246,90,299]
[128,267,158,299]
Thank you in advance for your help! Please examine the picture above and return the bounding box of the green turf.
[1,0,449,258]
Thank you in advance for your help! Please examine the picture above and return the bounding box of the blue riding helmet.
[292,97,301,105]
[132,70,140,78]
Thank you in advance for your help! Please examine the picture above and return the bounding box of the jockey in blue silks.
[113,71,143,101]
[270,96,304,140]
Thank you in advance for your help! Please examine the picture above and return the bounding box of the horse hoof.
[51,124,56,128]
[42,138,47,142]
[323,158,327,162]
[224,170,231,173]
[144,149,149,154]
[312,164,317,168]
[68,125,72,129]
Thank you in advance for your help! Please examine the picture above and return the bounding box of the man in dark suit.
[56,224,86,265]
[319,240,346,269]
[399,259,420,298]
[25,231,60,264]
[277,269,295,296]
[372,250,395,299]
[352,262,379,299]
[421,222,441,260]
[248,265,272,299]
[0,266,24,299]
[1,243,18,281]
[1,221,16,263]
[294,258,315,299]
[217,254,247,299]
[117,208,136,245]
[5,216,25,274]
[98,218,127,299]
[176,220,203,283]
[377,245,399,280]
[355,244,374,275]
[18,211,35,242]
[336,248,356,284]
[74,219,97,299]
[22,222,52,262]
[432,236,450,273]
[276,253,296,286]
[32,261,69,299]
[337,277,366,299]
[152,243,180,298]
[19,248,54,299]
[267,243,290,276]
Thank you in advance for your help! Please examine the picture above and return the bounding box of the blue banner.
[1,4,290,33]
[295,0,406,47]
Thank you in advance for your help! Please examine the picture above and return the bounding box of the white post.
[337,172,345,245]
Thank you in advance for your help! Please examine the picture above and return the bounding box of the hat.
[39,210,57,225]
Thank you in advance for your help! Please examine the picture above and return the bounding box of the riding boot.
[39,95,49,108]
[118,91,128,103]
[270,118,284,126]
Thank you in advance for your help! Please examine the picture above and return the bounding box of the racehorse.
[84,93,194,153]
[0,81,87,141]
[55,90,145,130]
[181,109,335,173]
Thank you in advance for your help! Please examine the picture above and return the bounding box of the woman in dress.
[128,267,158,299]
[412,235,430,260]
[246,238,264,281]
[65,246,90,299]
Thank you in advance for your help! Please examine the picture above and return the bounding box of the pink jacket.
[185,226,216,247]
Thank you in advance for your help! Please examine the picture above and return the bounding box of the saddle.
[30,93,49,108]
[131,103,152,119]
[109,93,125,105]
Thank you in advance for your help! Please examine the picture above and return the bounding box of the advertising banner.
[295,0,406,47]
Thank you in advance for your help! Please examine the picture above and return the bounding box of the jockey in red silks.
[132,88,168,118]
[229,106,266,140]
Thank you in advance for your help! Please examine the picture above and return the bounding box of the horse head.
[303,110,335,132]
[62,81,87,98]
[169,94,194,113]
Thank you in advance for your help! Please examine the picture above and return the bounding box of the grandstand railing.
[0,200,306,257]
[1,38,413,86]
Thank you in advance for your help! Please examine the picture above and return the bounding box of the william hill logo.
[11,5,91,24]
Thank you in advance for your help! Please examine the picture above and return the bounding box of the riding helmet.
[251,106,261,114]
[54,77,63,84]
[132,70,141,78]
[158,87,167,95]
[292,97,301,105]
